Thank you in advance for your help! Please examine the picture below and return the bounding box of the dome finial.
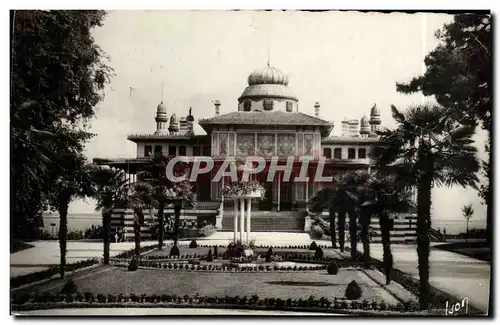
[267,44,270,67]
[160,82,164,103]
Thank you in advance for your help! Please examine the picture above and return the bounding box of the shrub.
[170,245,180,256]
[60,279,78,295]
[265,247,273,262]
[128,257,138,271]
[314,247,324,260]
[309,241,318,250]
[207,248,213,262]
[345,280,362,300]
[189,240,198,248]
[310,226,324,240]
[213,245,218,258]
[200,224,217,237]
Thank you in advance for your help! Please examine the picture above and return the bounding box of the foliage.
[10,258,99,288]
[462,204,474,221]
[189,240,198,248]
[309,241,318,250]
[60,279,78,295]
[169,245,180,256]
[200,224,217,237]
[345,280,362,300]
[11,10,111,239]
[314,247,324,260]
[128,257,138,271]
[373,103,479,310]
[265,247,273,262]
[327,261,339,275]
[310,226,324,240]
[220,180,266,200]
[206,248,213,262]
[83,225,103,239]
[213,245,218,257]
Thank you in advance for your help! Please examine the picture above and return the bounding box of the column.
[233,198,238,243]
[277,172,281,212]
[305,169,309,210]
[239,198,245,243]
[246,198,251,244]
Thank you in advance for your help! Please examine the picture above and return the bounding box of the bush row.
[195,244,334,249]
[123,261,329,272]
[11,292,413,313]
[114,244,161,259]
[11,258,99,289]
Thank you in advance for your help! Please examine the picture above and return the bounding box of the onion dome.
[370,104,381,125]
[168,113,180,133]
[248,65,289,86]
[155,101,168,121]
[157,101,167,114]
[360,115,370,134]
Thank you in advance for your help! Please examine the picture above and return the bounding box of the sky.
[70,10,488,232]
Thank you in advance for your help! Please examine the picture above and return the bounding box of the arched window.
[286,101,293,112]
[358,148,367,159]
[244,100,251,111]
[263,99,274,111]
[323,147,332,159]
[334,148,342,159]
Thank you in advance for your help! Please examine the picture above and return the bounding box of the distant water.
[41,212,486,235]
[42,213,101,232]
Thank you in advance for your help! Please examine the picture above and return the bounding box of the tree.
[308,187,337,248]
[91,166,128,264]
[127,182,155,257]
[396,14,491,244]
[373,103,479,309]
[46,151,94,278]
[11,10,111,239]
[462,204,474,243]
[356,174,414,278]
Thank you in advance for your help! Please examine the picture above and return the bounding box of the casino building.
[94,64,417,243]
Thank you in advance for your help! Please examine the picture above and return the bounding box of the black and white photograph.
[9,5,493,317]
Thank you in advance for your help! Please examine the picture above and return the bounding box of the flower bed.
[11,258,100,289]
[221,180,266,199]
[11,292,435,315]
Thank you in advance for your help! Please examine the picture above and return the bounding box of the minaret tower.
[369,103,381,132]
[360,115,370,136]
[169,114,180,134]
[154,83,168,135]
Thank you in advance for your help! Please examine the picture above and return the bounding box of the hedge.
[11,258,99,289]
[11,292,429,315]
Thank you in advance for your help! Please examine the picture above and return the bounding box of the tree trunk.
[133,209,142,257]
[466,219,469,243]
[338,209,346,252]
[329,207,337,248]
[361,211,371,269]
[417,172,433,310]
[102,208,111,264]
[58,199,70,279]
[349,211,358,259]
[157,198,165,250]
[380,212,393,284]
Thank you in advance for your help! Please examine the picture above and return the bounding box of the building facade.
[94,64,416,243]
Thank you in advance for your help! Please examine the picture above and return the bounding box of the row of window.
[323,147,367,159]
[144,145,209,157]
[243,100,294,112]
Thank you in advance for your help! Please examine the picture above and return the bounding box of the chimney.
[314,102,320,117]
[214,100,221,115]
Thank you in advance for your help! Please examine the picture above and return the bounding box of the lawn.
[39,266,398,305]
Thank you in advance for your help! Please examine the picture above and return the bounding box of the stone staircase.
[221,210,307,232]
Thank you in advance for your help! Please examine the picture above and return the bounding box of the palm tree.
[47,153,93,278]
[163,181,196,256]
[356,174,414,277]
[127,182,155,257]
[91,166,128,264]
[462,204,474,242]
[373,103,479,309]
[308,187,337,248]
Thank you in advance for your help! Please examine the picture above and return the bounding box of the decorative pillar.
[239,198,245,243]
[246,198,251,244]
[233,198,238,243]
[277,172,281,212]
